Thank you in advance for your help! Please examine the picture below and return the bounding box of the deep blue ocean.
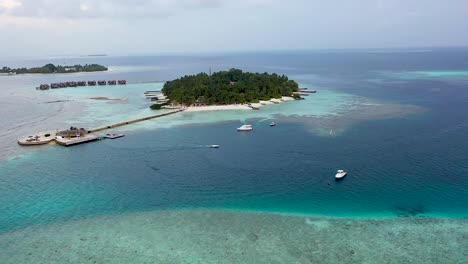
[1,48,467,232]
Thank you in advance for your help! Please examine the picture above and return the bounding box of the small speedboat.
[335,169,347,180]
[270,122,276,127]
[209,145,220,148]
[237,125,253,131]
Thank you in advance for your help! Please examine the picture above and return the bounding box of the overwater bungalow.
[36,79,128,90]
[38,84,50,90]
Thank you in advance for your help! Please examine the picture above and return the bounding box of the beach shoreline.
[183,96,297,112]
[184,104,252,112]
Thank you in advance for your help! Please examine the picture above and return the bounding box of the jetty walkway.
[87,109,184,133]
[18,109,185,146]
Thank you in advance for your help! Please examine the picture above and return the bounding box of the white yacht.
[270,122,276,127]
[335,169,347,180]
[209,145,220,148]
[237,125,253,131]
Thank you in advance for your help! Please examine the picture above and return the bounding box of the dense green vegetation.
[162,68,299,105]
[0,64,107,74]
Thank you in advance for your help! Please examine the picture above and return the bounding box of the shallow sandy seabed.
[0,210,466,264]
[276,102,425,137]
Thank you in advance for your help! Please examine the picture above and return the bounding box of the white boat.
[335,169,347,180]
[209,145,220,148]
[237,125,253,131]
[270,122,276,127]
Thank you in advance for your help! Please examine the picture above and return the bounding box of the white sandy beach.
[185,104,252,112]
[184,97,297,112]
[281,96,295,101]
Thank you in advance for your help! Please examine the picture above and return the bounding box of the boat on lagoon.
[237,125,253,131]
[335,169,347,181]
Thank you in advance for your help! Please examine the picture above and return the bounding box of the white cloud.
[79,3,89,12]
[0,0,274,18]
[0,0,22,12]
[0,0,467,57]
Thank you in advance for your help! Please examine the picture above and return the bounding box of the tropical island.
[0,63,108,75]
[153,68,301,111]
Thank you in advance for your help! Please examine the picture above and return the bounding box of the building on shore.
[55,127,99,147]
[56,127,86,138]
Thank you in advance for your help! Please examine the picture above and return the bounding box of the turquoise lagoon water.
[384,70,468,80]
[0,49,467,233]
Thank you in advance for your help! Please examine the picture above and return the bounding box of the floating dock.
[298,89,317,93]
[104,133,125,139]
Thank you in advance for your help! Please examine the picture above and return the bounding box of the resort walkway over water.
[87,109,184,133]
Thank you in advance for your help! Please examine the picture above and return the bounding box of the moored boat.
[270,122,276,127]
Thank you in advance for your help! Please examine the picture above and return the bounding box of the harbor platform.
[17,131,57,146]
[17,109,184,147]
[55,134,100,147]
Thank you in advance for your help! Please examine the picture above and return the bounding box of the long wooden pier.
[87,109,184,133]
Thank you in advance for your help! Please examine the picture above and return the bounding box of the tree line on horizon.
[161,68,299,105]
[0,64,107,74]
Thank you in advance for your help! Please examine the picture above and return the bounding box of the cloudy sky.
[1,0,468,57]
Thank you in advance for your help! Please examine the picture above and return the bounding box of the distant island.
[0,63,108,75]
[161,68,300,107]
